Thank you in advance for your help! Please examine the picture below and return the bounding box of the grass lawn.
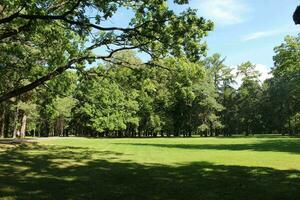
[0,136,300,200]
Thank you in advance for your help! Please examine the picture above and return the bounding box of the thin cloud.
[196,0,249,25]
[242,26,299,41]
[243,31,277,41]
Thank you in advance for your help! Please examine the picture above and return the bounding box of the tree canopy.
[0,0,213,102]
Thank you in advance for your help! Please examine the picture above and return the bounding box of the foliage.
[0,0,213,102]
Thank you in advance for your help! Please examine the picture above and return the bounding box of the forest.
[0,0,300,138]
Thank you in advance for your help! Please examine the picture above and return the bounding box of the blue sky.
[190,0,299,67]
[95,0,299,81]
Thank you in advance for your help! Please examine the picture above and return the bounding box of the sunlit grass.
[0,135,299,200]
[39,136,300,170]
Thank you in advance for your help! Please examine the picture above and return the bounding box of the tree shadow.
[115,139,300,154]
[0,144,299,200]
[0,138,36,145]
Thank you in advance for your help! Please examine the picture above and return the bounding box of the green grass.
[0,136,300,200]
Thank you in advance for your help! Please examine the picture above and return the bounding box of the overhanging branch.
[0,45,144,102]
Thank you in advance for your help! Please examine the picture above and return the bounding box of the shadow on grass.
[116,139,300,155]
[0,144,299,200]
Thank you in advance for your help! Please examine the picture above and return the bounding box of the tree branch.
[0,58,78,102]
[0,0,81,24]
[0,21,32,40]
[0,45,144,102]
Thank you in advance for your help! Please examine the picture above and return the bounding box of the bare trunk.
[20,113,27,138]
[60,117,64,136]
[13,106,19,138]
[52,124,55,137]
[57,116,65,136]
[288,116,292,135]
[0,107,5,138]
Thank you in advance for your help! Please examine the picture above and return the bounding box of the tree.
[273,35,300,77]
[235,62,263,135]
[196,80,224,137]
[160,57,223,137]
[50,97,76,136]
[16,101,39,138]
[205,54,235,136]
[287,112,300,134]
[73,64,140,137]
[0,0,213,102]
[268,35,300,134]
[205,54,232,91]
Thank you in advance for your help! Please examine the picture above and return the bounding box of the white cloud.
[242,26,299,41]
[231,67,242,88]
[231,64,272,88]
[256,64,273,83]
[195,0,249,25]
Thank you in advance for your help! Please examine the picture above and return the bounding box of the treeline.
[0,35,299,138]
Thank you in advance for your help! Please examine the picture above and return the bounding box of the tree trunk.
[0,107,5,138]
[13,106,19,138]
[20,113,27,138]
[4,111,10,138]
[288,116,292,135]
[60,117,64,136]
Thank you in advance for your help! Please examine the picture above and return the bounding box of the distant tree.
[50,97,76,136]
[205,54,235,136]
[287,112,300,134]
[236,62,263,135]
[16,101,39,138]
[73,65,139,137]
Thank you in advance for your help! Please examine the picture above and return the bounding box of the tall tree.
[205,54,235,136]
[269,35,300,134]
[236,62,263,135]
